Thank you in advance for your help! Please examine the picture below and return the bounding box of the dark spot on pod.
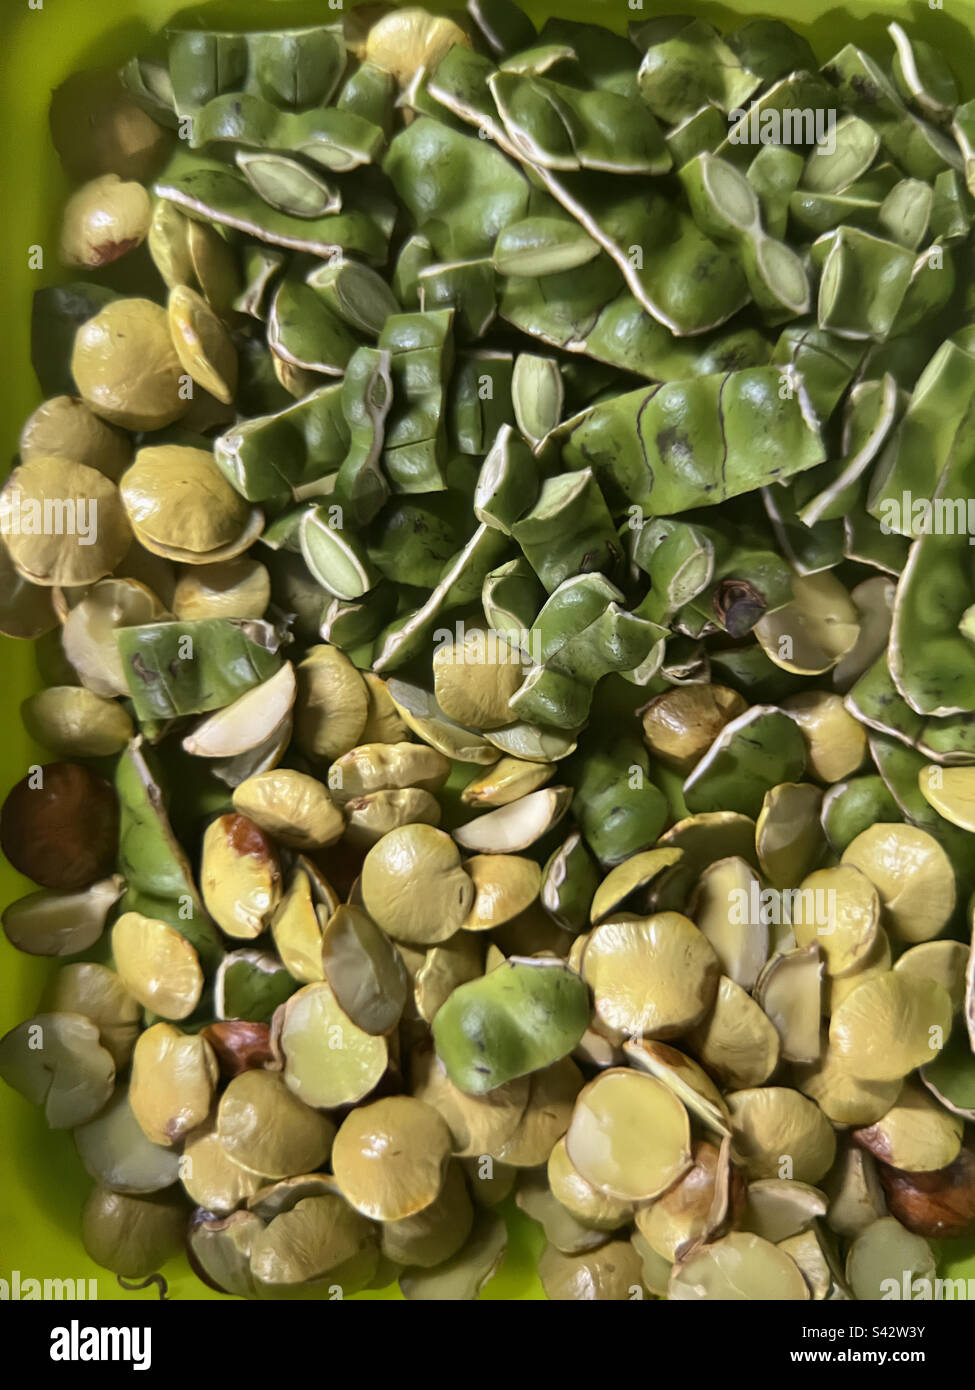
[130,652,158,684]
[713,579,766,639]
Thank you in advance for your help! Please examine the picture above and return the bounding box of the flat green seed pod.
[433,958,590,1093]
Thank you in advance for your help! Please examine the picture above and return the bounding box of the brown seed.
[877,1145,975,1239]
[1,762,117,889]
[201,1021,275,1079]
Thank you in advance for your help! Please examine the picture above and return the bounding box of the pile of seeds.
[3,0,975,1301]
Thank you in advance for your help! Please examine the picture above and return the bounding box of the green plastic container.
[2,0,975,1302]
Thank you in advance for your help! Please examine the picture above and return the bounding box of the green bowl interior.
[1,0,974,1300]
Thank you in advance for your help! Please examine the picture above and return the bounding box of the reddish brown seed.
[1,761,117,889]
[878,1145,975,1239]
[225,813,273,859]
[201,1021,274,1079]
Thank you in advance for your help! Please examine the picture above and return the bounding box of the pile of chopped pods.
[4,0,975,1301]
